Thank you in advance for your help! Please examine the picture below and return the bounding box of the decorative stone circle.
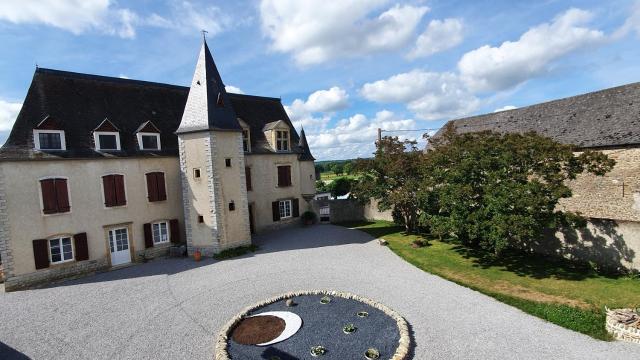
[215,290,411,360]
[606,307,640,344]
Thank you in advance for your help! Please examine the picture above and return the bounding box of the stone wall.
[4,257,109,291]
[560,148,640,222]
[363,199,394,222]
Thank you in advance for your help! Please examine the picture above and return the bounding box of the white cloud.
[147,1,231,36]
[306,110,423,159]
[458,8,605,92]
[0,100,22,132]
[285,87,349,131]
[407,18,464,59]
[225,85,244,94]
[494,105,517,112]
[361,70,479,120]
[259,0,428,65]
[0,0,230,39]
[613,1,640,39]
[0,0,138,38]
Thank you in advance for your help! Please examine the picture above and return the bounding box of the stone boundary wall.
[311,199,640,271]
[310,199,392,223]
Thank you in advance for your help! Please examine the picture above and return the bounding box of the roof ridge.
[227,93,281,102]
[36,67,189,91]
[451,80,640,123]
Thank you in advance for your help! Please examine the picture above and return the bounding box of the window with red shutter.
[114,175,126,206]
[277,165,292,187]
[245,167,252,191]
[146,172,166,202]
[103,174,126,207]
[40,178,70,214]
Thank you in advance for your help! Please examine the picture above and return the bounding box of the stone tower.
[177,40,251,256]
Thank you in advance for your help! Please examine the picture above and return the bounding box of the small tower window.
[229,201,235,211]
[225,158,232,167]
[193,168,201,179]
[198,215,204,223]
[217,92,224,107]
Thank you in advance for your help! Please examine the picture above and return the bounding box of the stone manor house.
[0,41,316,291]
[440,82,640,271]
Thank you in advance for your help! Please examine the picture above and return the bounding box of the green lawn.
[318,172,359,183]
[339,220,640,340]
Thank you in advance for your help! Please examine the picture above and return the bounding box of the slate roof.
[437,81,640,149]
[0,67,310,160]
[298,128,315,161]
[176,41,241,133]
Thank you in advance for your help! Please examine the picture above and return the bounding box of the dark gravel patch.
[226,294,401,359]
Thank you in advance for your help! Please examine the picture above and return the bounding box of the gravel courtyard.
[1,224,639,359]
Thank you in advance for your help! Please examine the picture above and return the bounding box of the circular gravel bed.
[216,290,410,360]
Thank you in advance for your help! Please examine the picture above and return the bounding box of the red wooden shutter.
[114,175,126,206]
[146,173,158,202]
[272,201,280,222]
[245,167,252,191]
[292,198,300,217]
[40,179,57,214]
[32,239,50,269]
[277,166,285,187]
[285,166,292,186]
[103,175,116,207]
[156,173,166,201]
[55,179,70,212]
[73,232,89,261]
[169,219,180,243]
[143,223,154,248]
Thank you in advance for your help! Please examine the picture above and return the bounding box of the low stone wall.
[606,309,640,344]
[4,258,110,292]
[5,245,172,292]
[310,199,365,223]
[364,199,394,222]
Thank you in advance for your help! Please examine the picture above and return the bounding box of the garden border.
[214,289,411,360]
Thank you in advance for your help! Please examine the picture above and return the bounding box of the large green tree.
[421,125,615,255]
[352,137,424,233]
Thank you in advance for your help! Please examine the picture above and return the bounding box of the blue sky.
[1,0,639,160]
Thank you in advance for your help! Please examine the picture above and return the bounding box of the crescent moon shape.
[250,311,303,346]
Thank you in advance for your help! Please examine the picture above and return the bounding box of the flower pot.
[364,348,380,359]
[304,219,313,226]
[194,250,202,262]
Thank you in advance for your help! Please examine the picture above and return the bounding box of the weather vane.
[201,29,208,40]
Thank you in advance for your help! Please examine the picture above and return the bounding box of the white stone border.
[215,290,411,360]
[606,308,640,344]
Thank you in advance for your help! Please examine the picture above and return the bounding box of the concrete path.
[1,224,639,359]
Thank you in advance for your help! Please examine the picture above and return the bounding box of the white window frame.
[242,128,251,153]
[94,131,121,151]
[276,130,289,152]
[137,132,161,151]
[34,129,66,151]
[279,199,292,219]
[152,221,170,244]
[49,236,74,264]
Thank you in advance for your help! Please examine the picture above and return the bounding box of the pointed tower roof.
[177,40,241,133]
[298,127,315,161]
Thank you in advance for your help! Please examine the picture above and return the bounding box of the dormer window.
[93,119,121,151]
[33,115,65,151]
[276,130,289,152]
[138,133,160,150]
[135,121,161,151]
[95,132,120,150]
[34,130,65,150]
[242,129,250,152]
